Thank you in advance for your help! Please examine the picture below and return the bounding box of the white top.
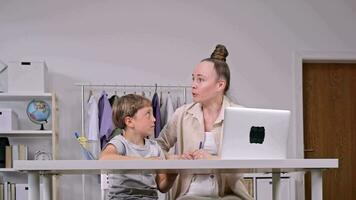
[201,132,218,155]
[186,132,219,197]
[85,95,99,141]
[165,94,175,124]
[85,95,100,158]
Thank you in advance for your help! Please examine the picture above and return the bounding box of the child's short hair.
[112,94,152,129]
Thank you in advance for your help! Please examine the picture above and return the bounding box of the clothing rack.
[75,83,190,200]
[76,83,191,137]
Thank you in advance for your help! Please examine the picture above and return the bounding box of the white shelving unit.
[0,92,58,157]
[0,168,16,172]
[0,92,58,159]
[0,93,53,101]
[0,130,52,137]
[0,92,59,200]
[243,173,296,200]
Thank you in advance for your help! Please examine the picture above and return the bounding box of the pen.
[199,141,203,149]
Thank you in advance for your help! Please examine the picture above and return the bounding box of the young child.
[99,94,176,200]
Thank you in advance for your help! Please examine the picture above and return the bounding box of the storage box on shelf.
[0,108,19,131]
[7,61,48,93]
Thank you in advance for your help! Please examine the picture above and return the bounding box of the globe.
[26,99,51,130]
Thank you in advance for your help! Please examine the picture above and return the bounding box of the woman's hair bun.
[210,44,229,62]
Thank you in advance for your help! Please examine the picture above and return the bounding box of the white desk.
[14,159,338,200]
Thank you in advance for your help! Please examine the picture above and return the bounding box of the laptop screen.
[221,107,291,159]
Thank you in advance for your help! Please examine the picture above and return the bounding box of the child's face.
[132,106,156,137]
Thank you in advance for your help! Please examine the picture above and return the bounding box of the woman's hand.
[191,149,214,160]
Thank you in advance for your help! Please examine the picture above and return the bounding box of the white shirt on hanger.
[86,95,99,141]
[160,93,175,129]
[165,94,174,123]
[85,94,100,158]
[175,95,182,110]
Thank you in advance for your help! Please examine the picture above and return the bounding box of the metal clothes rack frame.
[76,83,191,137]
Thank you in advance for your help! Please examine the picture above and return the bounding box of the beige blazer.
[156,96,253,200]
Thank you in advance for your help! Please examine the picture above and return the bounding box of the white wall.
[1,0,356,199]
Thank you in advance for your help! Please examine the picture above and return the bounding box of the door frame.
[292,50,356,200]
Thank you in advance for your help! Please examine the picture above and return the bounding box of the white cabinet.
[256,178,294,200]
[0,92,58,200]
[244,174,296,200]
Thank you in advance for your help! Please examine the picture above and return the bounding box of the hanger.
[0,62,7,74]
[160,89,163,106]
[141,86,145,97]
[148,87,152,97]
[87,89,93,102]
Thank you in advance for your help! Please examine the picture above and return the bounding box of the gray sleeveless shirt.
[105,134,165,200]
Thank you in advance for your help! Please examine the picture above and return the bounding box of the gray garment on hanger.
[160,93,175,129]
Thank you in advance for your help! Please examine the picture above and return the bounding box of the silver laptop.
[221,107,291,159]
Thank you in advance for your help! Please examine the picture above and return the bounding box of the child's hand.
[179,152,194,160]
[191,149,213,160]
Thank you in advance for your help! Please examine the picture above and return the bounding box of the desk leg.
[311,170,323,200]
[82,174,86,200]
[272,173,281,200]
[28,172,40,200]
[43,174,53,200]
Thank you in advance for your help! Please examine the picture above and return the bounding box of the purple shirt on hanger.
[152,93,161,138]
[98,91,114,149]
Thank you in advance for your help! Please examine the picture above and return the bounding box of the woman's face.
[191,61,225,103]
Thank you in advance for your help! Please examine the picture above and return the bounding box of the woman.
[156,44,253,200]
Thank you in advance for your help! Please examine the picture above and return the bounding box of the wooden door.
[303,63,356,200]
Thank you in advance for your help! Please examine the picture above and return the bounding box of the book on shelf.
[4,144,28,168]
[3,182,7,200]
[18,144,28,160]
[0,137,9,168]
[2,182,10,200]
[0,183,3,200]
[5,146,12,168]
[0,182,20,200]
[10,183,15,200]
[11,145,18,161]
[2,183,43,200]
